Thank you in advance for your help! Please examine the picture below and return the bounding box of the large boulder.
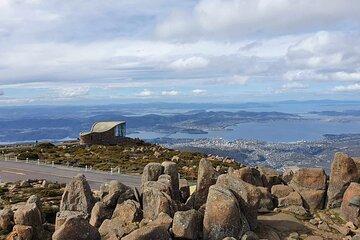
[60,174,95,215]
[142,184,174,221]
[327,152,359,208]
[216,171,261,229]
[141,163,164,186]
[271,185,294,199]
[189,158,218,209]
[102,180,135,208]
[341,182,360,226]
[257,187,274,212]
[203,185,249,240]
[121,213,172,240]
[55,210,87,230]
[89,202,113,228]
[237,167,263,187]
[278,191,303,207]
[13,203,43,239]
[162,161,180,200]
[289,168,327,212]
[0,208,14,231]
[98,200,141,239]
[52,216,101,240]
[6,225,33,240]
[172,209,200,240]
[257,166,282,188]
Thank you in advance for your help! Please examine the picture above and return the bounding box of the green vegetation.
[1,139,241,180]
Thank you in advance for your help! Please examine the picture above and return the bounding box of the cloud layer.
[0,0,359,104]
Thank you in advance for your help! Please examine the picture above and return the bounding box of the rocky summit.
[1,152,360,239]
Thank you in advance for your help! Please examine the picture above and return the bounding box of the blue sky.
[0,0,360,105]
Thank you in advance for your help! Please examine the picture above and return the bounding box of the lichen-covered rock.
[327,152,359,208]
[52,216,101,240]
[142,184,174,221]
[6,225,33,240]
[102,180,135,208]
[216,172,261,230]
[121,213,171,240]
[98,200,141,239]
[341,182,360,226]
[189,158,218,210]
[162,161,180,200]
[203,185,249,240]
[89,202,112,228]
[141,163,164,186]
[0,208,14,231]
[289,168,327,212]
[271,185,294,199]
[14,202,43,239]
[60,174,95,215]
[55,210,87,230]
[172,209,200,240]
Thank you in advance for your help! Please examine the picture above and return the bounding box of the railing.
[0,155,123,175]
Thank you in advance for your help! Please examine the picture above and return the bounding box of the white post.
[85,165,88,172]
[37,159,40,165]
[52,161,54,167]
[117,168,120,174]
[110,168,113,175]
[15,156,18,162]
[26,158,29,163]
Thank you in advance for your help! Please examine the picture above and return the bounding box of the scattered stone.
[102,180,135,208]
[257,187,274,212]
[327,152,359,208]
[60,174,95,215]
[52,216,101,240]
[203,185,249,240]
[318,222,330,231]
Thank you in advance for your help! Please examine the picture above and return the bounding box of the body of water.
[128,119,360,142]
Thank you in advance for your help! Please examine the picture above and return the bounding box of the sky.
[0,0,360,105]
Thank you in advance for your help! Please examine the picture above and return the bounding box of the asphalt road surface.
[0,160,141,189]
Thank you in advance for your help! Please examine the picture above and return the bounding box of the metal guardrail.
[0,155,123,176]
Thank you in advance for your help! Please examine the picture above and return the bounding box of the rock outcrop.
[327,152,359,208]
[203,185,249,240]
[52,216,101,240]
[59,174,95,215]
[172,209,200,240]
[341,182,360,226]
[289,168,327,212]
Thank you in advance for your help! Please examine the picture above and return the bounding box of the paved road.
[0,160,141,189]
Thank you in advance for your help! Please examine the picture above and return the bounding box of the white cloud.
[161,90,179,96]
[192,89,207,95]
[157,0,360,39]
[283,70,360,82]
[332,83,360,93]
[208,75,249,85]
[169,56,209,70]
[56,86,89,98]
[277,82,308,93]
[136,89,153,97]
